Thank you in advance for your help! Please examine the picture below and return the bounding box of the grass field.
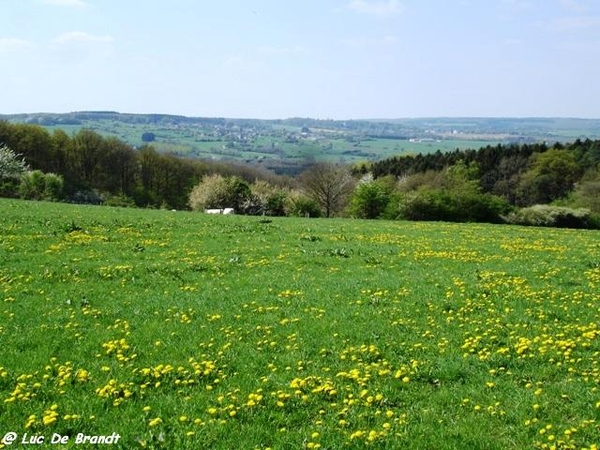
[1,199,599,449]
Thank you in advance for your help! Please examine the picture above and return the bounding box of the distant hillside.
[2,115,599,223]
[2,112,600,175]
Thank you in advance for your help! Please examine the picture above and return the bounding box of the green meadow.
[1,199,599,449]
[41,121,502,165]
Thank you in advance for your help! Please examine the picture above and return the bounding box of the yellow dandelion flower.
[42,415,57,426]
[148,417,162,427]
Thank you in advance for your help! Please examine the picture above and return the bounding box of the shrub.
[506,205,599,229]
[19,170,47,200]
[516,149,581,206]
[69,189,104,205]
[188,174,251,213]
[396,189,510,224]
[349,181,391,219]
[265,190,288,216]
[1,145,29,198]
[246,180,289,216]
[397,190,453,222]
[19,171,64,201]
[566,174,600,213]
[285,192,322,218]
[381,192,404,220]
[0,144,28,181]
[0,179,20,198]
[43,173,64,201]
[104,194,136,208]
[188,174,228,211]
[225,176,252,212]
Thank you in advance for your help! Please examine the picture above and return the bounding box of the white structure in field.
[205,208,234,215]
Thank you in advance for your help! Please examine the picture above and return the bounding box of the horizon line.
[2,111,600,122]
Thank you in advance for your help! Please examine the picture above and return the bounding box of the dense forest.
[366,139,600,227]
[1,120,599,228]
[372,139,600,206]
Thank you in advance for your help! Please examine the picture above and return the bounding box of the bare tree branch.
[300,162,355,217]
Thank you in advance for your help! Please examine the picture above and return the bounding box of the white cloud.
[0,37,34,53]
[348,0,404,16]
[41,0,89,7]
[54,31,114,45]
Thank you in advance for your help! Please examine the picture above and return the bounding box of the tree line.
[366,139,600,227]
[0,121,289,210]
[372,140,600,206]
[1,120,599,228]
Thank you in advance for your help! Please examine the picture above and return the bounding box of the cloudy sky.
[1,0,599,119]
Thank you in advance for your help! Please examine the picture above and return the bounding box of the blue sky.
[1,0,599,119]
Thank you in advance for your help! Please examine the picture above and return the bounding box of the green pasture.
[42,120,507,167]
[0,199,599,449]
[349,138,497,158]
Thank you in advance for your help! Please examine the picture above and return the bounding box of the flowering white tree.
[0,144,29,197]
[0,144,28,181]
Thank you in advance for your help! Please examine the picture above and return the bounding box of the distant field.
[3,113,597,174]
[1,199,599,449]
[43,121,506,163]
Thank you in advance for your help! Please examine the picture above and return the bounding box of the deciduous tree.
[71,129,106,187]
[0,144,28,197]
[517,149,581,205]
[188,174,250,212]
[349,177,394,219]
[299,162,355,218]
[0,144,28,181]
